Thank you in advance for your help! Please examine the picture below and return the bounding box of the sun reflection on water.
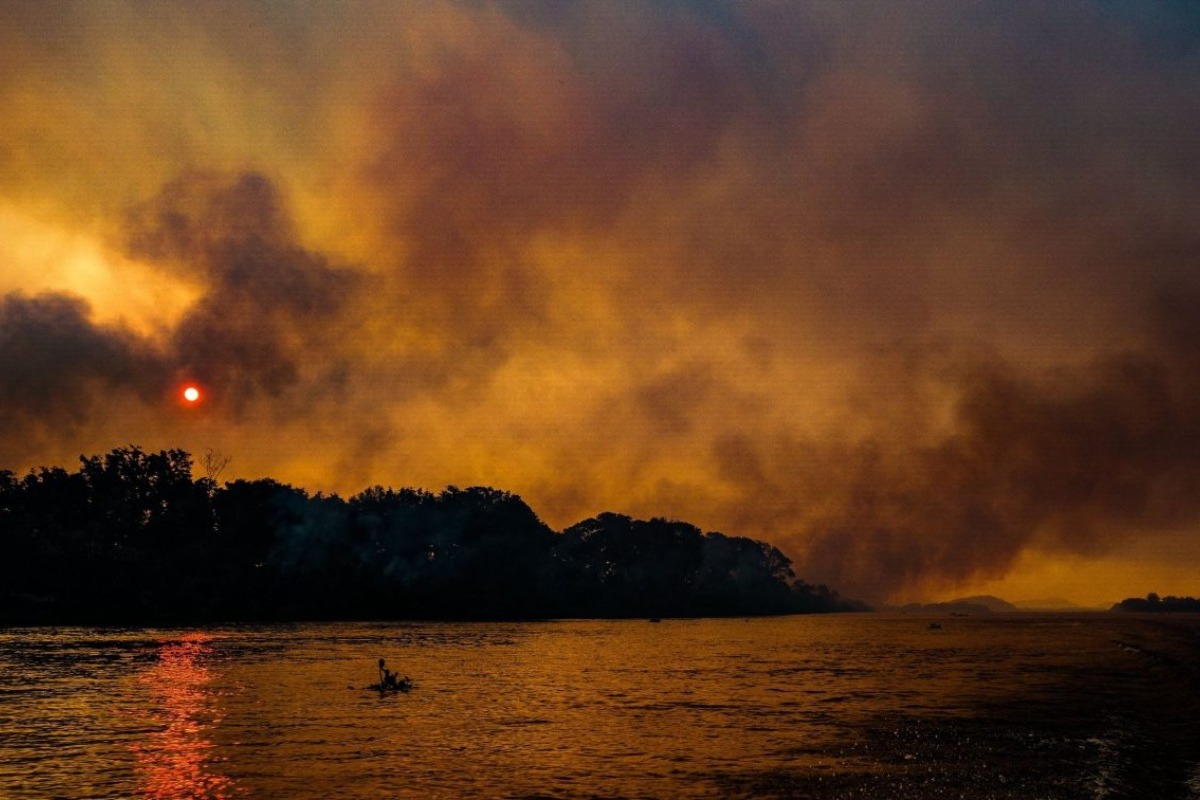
[132,633,236,799]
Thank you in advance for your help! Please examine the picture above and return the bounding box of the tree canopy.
[1111,593,1200,613]
[0,447,868,623]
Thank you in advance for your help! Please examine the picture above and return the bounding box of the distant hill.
[952,595,1019,612]
[895,594,1019,615]
[1014,598,1091,611]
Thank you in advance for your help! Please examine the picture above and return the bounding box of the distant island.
[1112,593,1200,613]
[0,447,868,624]
[898,594,1199,615]
[893,595,1019,615]
[1012,598,1093,612]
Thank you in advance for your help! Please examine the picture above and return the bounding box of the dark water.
[1,615,1199,799]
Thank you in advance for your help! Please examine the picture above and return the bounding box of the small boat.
[373,658,412,693]
[368,677,413,693]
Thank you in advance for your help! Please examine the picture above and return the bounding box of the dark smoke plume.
[126,172,365,412]
[719,292,1200,600]
[0,293,166,459]
[0,172,366,462]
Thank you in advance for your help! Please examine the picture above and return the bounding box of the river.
[2,614,1199,798]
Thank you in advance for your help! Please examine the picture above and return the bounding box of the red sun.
[182,386,201,404]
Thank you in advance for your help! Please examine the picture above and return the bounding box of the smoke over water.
[2,2,1199,601]
[713,303,1200,599]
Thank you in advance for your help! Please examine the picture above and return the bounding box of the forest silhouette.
[1112,593,1200,613]
[0,447,867,624]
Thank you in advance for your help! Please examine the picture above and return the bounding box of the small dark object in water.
[929,622,943,630]
[375,658,412,693]
[649,618,662,623]
[369,677,413,693]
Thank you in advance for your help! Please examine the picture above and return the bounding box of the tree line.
[0,446,867,623]
[1111,593,1200,613]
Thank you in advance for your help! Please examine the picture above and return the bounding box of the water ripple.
[1,616,1198,798]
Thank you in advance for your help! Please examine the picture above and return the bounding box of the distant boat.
[649,618,662,623]
[374,658,411,693]
[368,677,413,693]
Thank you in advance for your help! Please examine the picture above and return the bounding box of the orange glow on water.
[132,634,236,799]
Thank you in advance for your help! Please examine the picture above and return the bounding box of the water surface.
[2,615,1199,798]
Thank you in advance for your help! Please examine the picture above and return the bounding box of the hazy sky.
[3,1,1199,605]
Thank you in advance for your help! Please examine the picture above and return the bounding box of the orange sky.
[2,1,1199,605]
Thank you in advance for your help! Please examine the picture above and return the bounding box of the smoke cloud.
[1,172,365,459]
[3,1,1200,602]
[0,292,166,453]
[127,172,366,411]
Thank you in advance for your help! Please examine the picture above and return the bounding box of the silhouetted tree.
[1112,593,1200,613]
[0,447,868,623]
[556,514,706,616]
